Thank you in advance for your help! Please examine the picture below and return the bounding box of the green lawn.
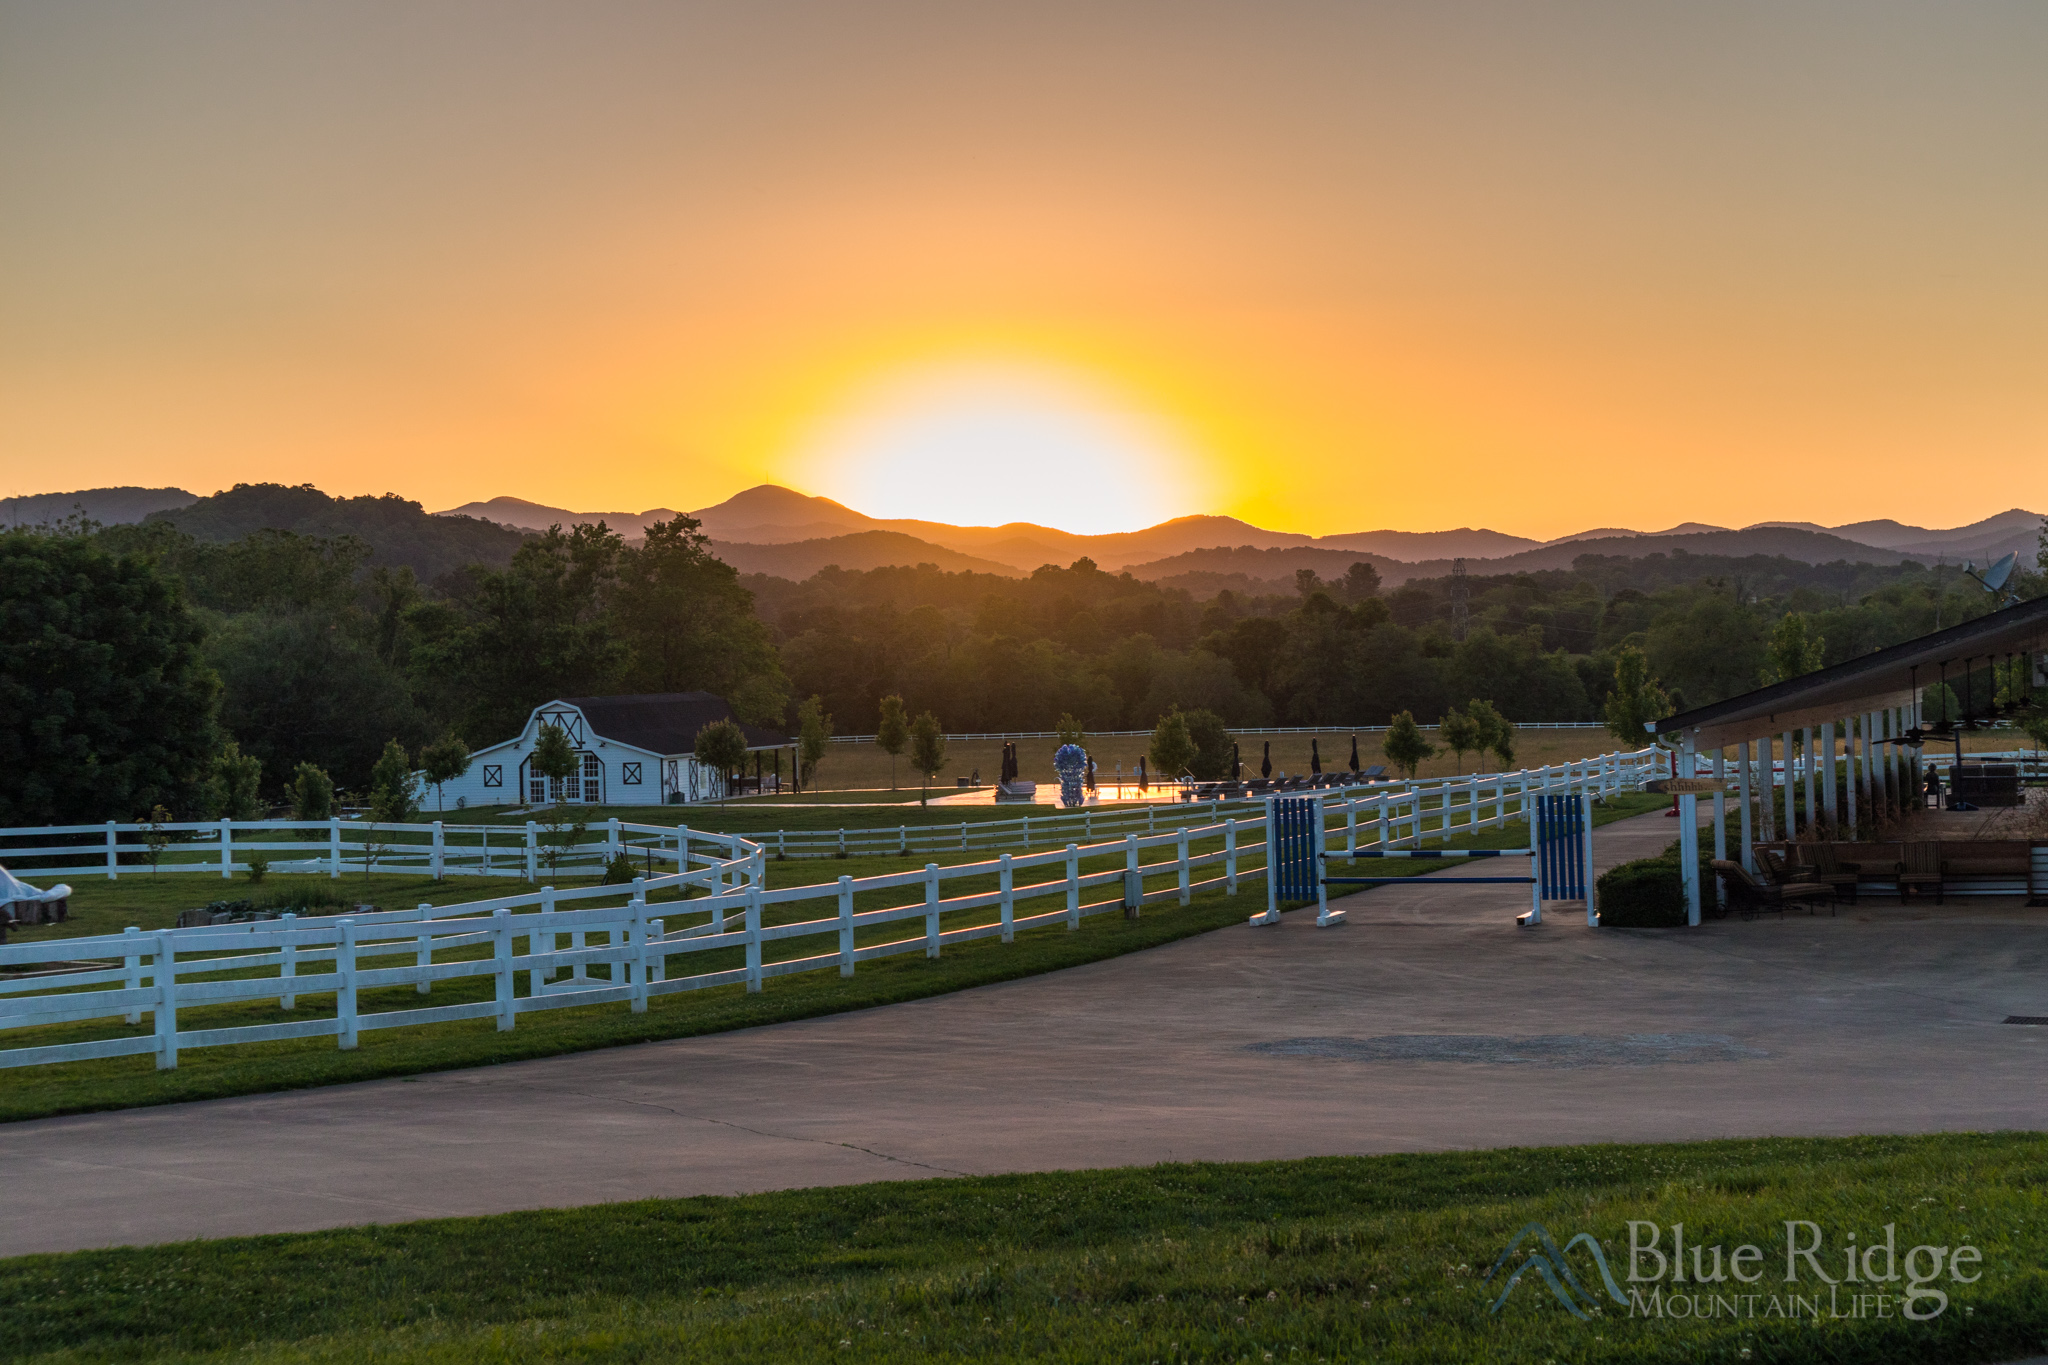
[0,795,1666,1125]
[4,1133,2042,1363]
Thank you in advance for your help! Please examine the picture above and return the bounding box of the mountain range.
[10,483,2038,590]
[440,486,2044,587]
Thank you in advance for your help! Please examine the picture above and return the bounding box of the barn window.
[482,765,503,788]
[622,762,642,785]
[529,776,548,803]
[582,752,603,803]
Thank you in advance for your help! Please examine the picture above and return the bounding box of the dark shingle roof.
[559,693,788,754]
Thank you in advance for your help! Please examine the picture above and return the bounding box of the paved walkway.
[5,810,2045,1256]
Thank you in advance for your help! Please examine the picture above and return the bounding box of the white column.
[1802,726,1817,835]
[1845,718,1859,833]
[1781,730,1795,838]
[1711,749,1727,907]
[1756,735,1775,843]
[1679,734,1701,926]
[1736,740,1755,873]
[1820,722,1837,831]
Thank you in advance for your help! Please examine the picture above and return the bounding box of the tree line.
[4,497,2042,826]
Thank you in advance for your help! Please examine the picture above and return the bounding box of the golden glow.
[4,7,2046,538]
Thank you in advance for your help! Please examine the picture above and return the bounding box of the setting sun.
[787,362,1212,533]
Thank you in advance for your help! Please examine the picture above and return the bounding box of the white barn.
[434,693,793,809]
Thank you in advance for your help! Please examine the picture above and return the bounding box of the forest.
[2,480,2041,824]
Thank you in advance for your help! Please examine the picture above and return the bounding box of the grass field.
[0,795,1665,1124]
[4,1132,2042,1363]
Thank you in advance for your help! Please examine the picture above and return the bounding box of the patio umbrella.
[1349,734,1361,772]
[1311,739,1322,775]
[1261,741,1272,778]
[1232,743,1241,779]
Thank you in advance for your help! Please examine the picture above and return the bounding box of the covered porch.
[1652,595,2048,923]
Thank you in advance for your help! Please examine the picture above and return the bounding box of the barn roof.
[560,692,789,754]
[1653,594,2048,749]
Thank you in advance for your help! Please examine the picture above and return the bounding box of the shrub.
[601,852,638,885]
[1596,840,1714,928]
[245,854,270,884]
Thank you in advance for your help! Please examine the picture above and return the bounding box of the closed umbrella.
[1349,734,1361,773]
[1261,741,1272,779]
[1311,739,1322,775]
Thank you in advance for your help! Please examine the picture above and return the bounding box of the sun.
[785,363,1210,534]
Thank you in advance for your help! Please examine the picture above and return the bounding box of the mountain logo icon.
[1483,1222,1630,1320]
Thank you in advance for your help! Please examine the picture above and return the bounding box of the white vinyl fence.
[0,753,1660,881]
[0,750,1657,1073]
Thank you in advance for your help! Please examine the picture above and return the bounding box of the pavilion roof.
[1653,595,2048,749]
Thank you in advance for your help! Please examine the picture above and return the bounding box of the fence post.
[837,827,846,857]
[525,822,538,881]
[899,824,908,856]
[678,825,691,879]
[1065,843,1080,928]
[608,817,620,858]
[1225,818,1238,894]
[961,821,968,852]
[1582,790,1597,927]
[1123,834,1142,919]
[492,909,514,1029]
[923,863,942,957]
[1264,798,1278,922]
[1377,796,1390,853]
[123,925,141,1023]
[1022,815,1030,850]
[1177,827,1190,906]
[106,820,119,880]
[220,818,233,878]
[278,913,297,1010]
[432,822,445,879]
[745,885,763,991]
[330,817,342,878]
[647,917,665,984]
[536,886,556,989]
[837,875,855,975]
[338,919,359,1049]
[1345,803,1356,859]
[415,903,433,994]
[152,929,177,1069]
[1523,800,1543,926]
[629,897,648,1013]
[999,853,1015,941]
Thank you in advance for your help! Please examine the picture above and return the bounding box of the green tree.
[1180,708,1233,780]
[419,733,471,811]
[1382,710,1435,779]
[368,739,421,826]
[1604,646,1672,746]
[909,711,947,805]
[141,804,172,876]
[1148,709,1198,781]
[875,695,909,789]
[693,719,749,807]
[290,762,335,821]
[611,515,786,704]
[530,723,580,804]
[203,740,265,820]
[1054,712,1087,746]
[1761,612,1826,686]
[1437,707,1480,774]
[1468,698,1515,770]
[1342,561,1383,602]
[0,529,219,824]
[1294,568,1323,599]
[1920,681,1961,725]
[796,695,833,789]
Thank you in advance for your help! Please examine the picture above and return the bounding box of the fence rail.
[0,754,1660,880]
[827,722,1617,743]
[0,751,1655,1073]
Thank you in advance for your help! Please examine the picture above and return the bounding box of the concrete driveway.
[3,810,2044,1256]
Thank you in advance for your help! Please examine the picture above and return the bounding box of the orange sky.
[3,3,2045,537]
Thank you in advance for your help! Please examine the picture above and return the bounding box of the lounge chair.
[1798,843,1862,905]
[1897,841,1945,905]
[1714,859,1832,919]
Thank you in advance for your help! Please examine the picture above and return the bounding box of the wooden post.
[416,903,433,995]
[837,875,855,975]
[337,919,358,1050]
[1065,843,1080,928]
[492,909,513,1030]
[923,863,941,957]
[1680,734,1701,927]
[278,913,297,1010]
[1711,750,1727,898]
[153,929,178,1069]
[999,853,1015,941]
[123,925,142,1023]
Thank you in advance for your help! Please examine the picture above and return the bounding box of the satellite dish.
[1983,552,2018,592]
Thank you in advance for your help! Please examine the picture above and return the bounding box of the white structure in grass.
[438,693,791,809]
[0,751,1657,1074]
